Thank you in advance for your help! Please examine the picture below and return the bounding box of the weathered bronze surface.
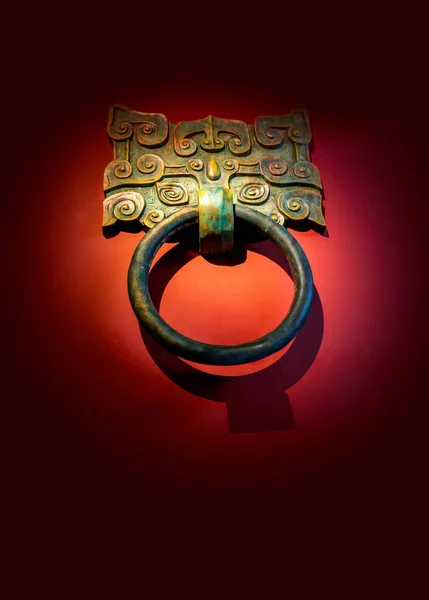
[198,187,234,255]
[103,106,325,366]
[103,106,324,243]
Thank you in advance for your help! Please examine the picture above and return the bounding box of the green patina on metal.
[198,187,233,255]
[102,106,325,248]
[103,106,326,366]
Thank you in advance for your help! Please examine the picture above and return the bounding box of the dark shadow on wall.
[139,232,324,434]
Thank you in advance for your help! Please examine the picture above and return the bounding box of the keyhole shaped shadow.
[139,231,324,434]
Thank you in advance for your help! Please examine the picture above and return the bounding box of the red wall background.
[5,10,427,590]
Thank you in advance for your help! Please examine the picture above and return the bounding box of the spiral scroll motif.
[102,191,145,227]
[188,159,204,171]
[237,182,269,205]
[113,200,140,221]
[268,157,288,176]
[135,117,168,147]
[156,183,189,205]
[254,112,311,147]
[260,156,289,184]
[278,193,310,220]
[223,159,237,171]
[178,138,197,156]
[143,209,165,228]
[108,108,168,145]
[135,121,157,143]
[293,162,311,178]
[104,160,133,189]
[136,154,164,183]
[114,122,133,139]
[114,160,132,179]
[228,137,243,153]
[288,125,311,144]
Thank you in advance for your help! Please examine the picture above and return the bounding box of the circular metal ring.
[128,205,313,366]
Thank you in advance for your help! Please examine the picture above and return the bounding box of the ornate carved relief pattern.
[103,105,324,232]
[174,116,251,156]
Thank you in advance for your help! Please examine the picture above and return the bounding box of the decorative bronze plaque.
[103,106,324,234]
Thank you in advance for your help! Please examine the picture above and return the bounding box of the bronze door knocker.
[103,106,325,366]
